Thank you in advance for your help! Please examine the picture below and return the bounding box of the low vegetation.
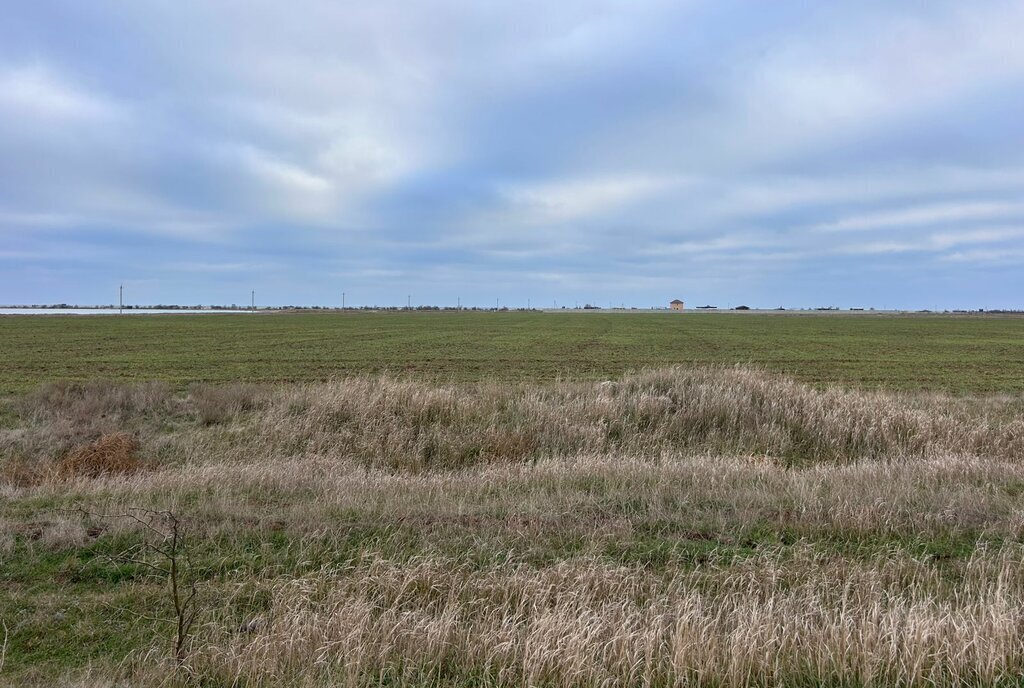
[2,311,1023,394]
[3,366,1024,685]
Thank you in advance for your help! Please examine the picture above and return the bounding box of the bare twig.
[65,506,201,664]
[0,619,8,673]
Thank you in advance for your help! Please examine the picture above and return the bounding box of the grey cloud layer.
[1,0,1022,307]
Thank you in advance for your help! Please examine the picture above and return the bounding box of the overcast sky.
[2,1,1023,308]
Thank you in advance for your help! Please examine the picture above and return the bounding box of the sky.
[1,1,1023,309]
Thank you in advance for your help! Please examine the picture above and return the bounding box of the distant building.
[670,299,685,311]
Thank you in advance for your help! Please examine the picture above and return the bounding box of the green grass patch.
[1,311,1023,393]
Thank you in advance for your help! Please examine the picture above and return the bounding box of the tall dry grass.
[155,547,1024,687]
[4,368,1024,686]
[253,367,1024,469]
[4,367,1022,474]
[1,380,170,469]
[16,453,1024,553]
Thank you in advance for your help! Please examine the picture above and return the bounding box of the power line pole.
[407,294,411,309]
[251,290,255,311]
[342,292,345,309]
[457,296,461,310]
[119,284,123,315]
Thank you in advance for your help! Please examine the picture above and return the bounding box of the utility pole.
[527,298,530,310]
[407,294,411,309]
[457,296,461,310]
[495,297,499,310]
[119,284,123,314]
[342,292,345,309]
[251,290,255,311]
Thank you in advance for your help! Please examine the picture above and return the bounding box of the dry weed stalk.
[0,619,8,675]
[68,507,200,664]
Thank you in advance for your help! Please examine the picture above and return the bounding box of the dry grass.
[19,380,171,431]
[170,548,1024,687]
[17,453,1024,550]
[56,432,144,479]
[3,367,1024,686]
[1,381,171,475]
[189,383,267,426]
[3,368,1022,476]
[2,432,144,486]
[255,367,1024,469]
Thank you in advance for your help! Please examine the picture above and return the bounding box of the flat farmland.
[2,311,1023,393]
[5,311,1024,685]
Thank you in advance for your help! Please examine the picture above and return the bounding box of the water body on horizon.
[0,309,254,316]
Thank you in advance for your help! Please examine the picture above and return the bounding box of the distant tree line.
[2,304,1021,314]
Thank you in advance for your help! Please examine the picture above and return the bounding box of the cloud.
[167,261,275,273]
[640,233,778,257]
[942,248,1024,264]
[227,144,334,219]
[496,175,689,224]
[0,210,80,228]
[0,64,117,121]
[719,1,1024,163]
[812,201,1024,233]
[1,1,1023,308]
[833,226,1024,255]
[928,226,1024,250]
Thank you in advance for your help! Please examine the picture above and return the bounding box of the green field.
[5,311,1024,685]
[2,311,1023,394]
